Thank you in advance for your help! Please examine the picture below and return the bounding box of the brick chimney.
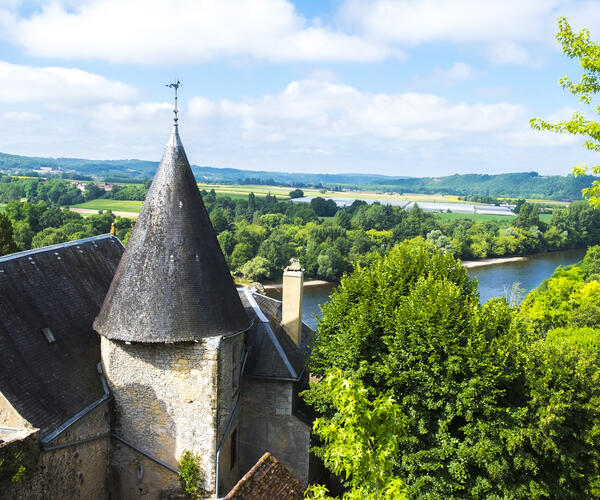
[282,259,304,346]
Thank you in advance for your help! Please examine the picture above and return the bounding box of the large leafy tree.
[303,370,408,500]
[307,238,600,498]
[531,18,600,205]
[0,213,18,256]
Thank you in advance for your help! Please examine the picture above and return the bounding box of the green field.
[437,212,516,224]
[71,199,144,212]
[436,211,553,224]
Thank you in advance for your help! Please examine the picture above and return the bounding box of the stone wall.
[0,400,110,499]
[0,392,29,429]
[239,378,311,484]
[216,334,245,496]
[102,335,245,499]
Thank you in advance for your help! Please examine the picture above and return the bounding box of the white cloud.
[0,60,138,103]
[339,0,600,65]
[340,0,560,44]
[435,62,472,81]
[487,42,533,66]
[188,79,525,144]
[1,111,41,121]
[2,0,391,64]
[188,97,216,118]
[0,69,593,175]
[414,62,474,87]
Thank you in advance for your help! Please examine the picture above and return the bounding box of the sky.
[1,0,600,177]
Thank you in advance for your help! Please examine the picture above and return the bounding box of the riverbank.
[461,256,528,269]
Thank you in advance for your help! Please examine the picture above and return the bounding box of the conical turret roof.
[94,125,250,342]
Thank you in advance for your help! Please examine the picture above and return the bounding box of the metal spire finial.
[166,80,181,126]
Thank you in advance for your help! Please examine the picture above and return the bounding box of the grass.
[0,203,5,213]
[71,199,144,212]
[199,183,292,199]
[437,212,516,223]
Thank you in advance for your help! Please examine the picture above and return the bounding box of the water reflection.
[468,248,586,304]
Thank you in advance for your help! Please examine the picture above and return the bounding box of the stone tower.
[94,118,250,498]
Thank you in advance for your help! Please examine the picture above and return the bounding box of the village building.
[0,113,314,498]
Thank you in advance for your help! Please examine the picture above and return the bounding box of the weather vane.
[166,80,181,125]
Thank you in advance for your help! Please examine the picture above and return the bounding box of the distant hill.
[0,151,396,186]
[371,172,593,201]
[0,151,594,200]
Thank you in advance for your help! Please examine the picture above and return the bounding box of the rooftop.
[0,235,123,436]
[94,124,250,343]
[224,452,305,500]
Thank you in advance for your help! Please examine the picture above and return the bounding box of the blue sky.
[1,0,600,177]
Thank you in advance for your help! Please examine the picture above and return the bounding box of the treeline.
[375,171,593,200]
[0,176,151,205]
[2,151,597,199]
[0,202,134,251]
[2,190,600,281]
[205,194,599,281]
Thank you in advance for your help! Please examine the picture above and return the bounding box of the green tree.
[531,18,600,205]
[303,370,408,500]
[12,220,34,250]
[31,227,69,248]
[309,238,600,497]
[240,256,272,281]
[0,213,18,256]
[230,242,254,270]
[289,188,304,199]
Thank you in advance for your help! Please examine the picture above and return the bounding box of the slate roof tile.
[0,235,123,436]
[94,125,250,342]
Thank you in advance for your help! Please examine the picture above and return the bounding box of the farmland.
[71,199,144,212]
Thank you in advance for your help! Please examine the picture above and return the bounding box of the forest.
[2,176,600,284]
[0,155,596,200]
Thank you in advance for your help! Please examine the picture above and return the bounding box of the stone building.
[0,119,313,498]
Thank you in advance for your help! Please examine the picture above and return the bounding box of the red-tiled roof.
[225,452,305,500]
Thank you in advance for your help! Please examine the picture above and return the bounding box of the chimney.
[282,259,304,346]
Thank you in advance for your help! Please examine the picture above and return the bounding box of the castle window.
[41,327,56,343]
[230,428,238,470]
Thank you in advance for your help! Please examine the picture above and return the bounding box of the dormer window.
[41,327,56,343]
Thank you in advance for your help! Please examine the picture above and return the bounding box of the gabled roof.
[239,289,312,381]
[94,125,250,342]
[224,452,304,500]
[0,235,123,436]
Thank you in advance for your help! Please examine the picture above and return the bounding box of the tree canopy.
[305,239,600,498]
[531,18,600,205]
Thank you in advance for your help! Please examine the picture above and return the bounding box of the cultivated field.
[71,199,144,212]
[438,212,552,223]
[64,185,561,221]
[437,213,515,224]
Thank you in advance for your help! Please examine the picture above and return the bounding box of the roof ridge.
[243,289,297,379]
[0,234,122,264]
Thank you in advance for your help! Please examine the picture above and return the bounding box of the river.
[266,248,587,330]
